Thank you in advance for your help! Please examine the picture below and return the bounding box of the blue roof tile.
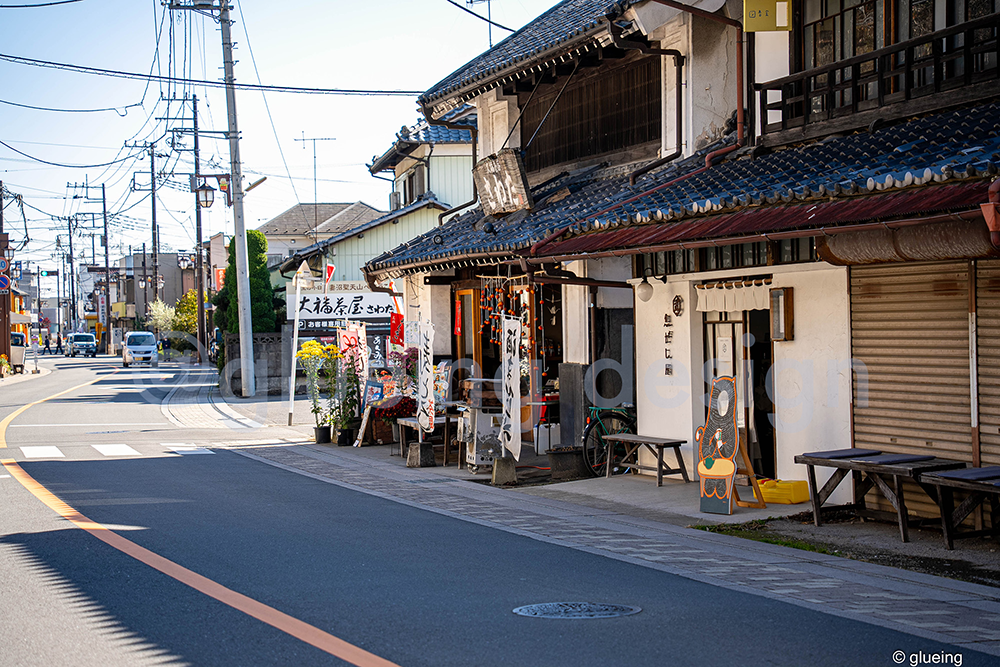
[366,102,1000,277]
[420,0,617,108]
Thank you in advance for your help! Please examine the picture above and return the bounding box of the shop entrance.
[702,302,775,479]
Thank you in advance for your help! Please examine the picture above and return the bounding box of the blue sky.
[0,0,555,292]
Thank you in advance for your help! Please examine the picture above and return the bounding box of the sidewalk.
[209,381,1000,655]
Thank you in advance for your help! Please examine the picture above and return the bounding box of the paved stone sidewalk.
[227,441,1000,658]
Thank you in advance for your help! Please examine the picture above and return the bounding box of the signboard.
[214,267,226,289]
[744,0,791,31]
[472,148,534,216]
[417,322,435,432]
[287,291,394,321]
[98,293,107,325]
[500,316,522,460]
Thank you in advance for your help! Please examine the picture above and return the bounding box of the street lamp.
[196,181,215,209]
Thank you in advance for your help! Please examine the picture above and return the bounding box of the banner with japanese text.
[417,322,435,433]
[501,316,522,460]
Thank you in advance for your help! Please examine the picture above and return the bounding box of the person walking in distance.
[42,335,51,355]
[55,334,63,355]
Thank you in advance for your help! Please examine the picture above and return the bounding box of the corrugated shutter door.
[851,262,972,518]
[977,259,1000,467]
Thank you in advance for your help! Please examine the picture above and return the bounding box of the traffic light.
[39,269,59,277]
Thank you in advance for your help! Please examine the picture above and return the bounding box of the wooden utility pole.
[193,95,206,363]
[102,184,113,354]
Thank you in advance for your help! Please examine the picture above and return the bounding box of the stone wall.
[222,328,304,396]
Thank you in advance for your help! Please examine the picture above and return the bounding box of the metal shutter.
[851,262,972,519]
[977,259,1000,467]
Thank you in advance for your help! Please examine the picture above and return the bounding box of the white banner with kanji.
[417,322,435,433]
[501,316,521,461]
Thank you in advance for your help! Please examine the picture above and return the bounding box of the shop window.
[778,237,818,263]
[633,249,695,278]
[701,242,768,272]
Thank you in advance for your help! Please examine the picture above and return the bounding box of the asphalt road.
[0,357,993,666]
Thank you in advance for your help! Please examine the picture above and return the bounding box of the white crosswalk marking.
[164,443,214,455]
[92,444,140,457]
[21,446,65,459]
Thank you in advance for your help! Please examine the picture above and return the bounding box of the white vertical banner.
[501,316,522,460]
[417,322,436,432]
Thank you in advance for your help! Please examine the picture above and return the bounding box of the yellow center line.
[0,460,399,666]
[0,370,122,448]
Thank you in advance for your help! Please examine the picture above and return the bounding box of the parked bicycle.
[581,403,636,477]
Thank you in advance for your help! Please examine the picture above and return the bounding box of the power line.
[0,96,141,115]
[0,52,424,96]
[0,0,83,7]
[444,0,514,32]
[0,139,142,168]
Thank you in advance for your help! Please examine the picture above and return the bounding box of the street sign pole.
[287,261,310,426]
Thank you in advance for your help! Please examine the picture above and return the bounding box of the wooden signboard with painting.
[696,376,765,514]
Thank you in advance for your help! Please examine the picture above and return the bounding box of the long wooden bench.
[918,466,1000,550]
[794,449,965,543]
[601,434,689,486]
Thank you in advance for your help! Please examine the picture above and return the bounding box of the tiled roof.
[279,197,447,275]
[419,0,615,109]
[257,202,385,238]
[257,204,352,236]
[369,107,476,174]
[365,101,1000,277]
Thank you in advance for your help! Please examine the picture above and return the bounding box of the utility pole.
[295,134,336,242]
[193,95,206,364]
[102,184,113,354]
[66,218,77,332]
[220,0,256,396]
[150,148,159,303]
[141,243,148,322]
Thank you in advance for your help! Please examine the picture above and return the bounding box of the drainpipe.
[981,177,1000,247]
[649,0,745,162]
[605,20,686,186]
[530,3,745,258]
[420,102,478,227]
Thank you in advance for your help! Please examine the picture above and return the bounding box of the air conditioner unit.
[389,191,402,211]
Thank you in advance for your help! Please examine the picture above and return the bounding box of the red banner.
[390,312,404,346]
[454,299,462,336]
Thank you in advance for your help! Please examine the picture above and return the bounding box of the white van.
[123,331,158,367]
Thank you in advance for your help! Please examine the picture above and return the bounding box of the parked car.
[9,332,25,373]
[122,331,158,368]
[67,333,97,357]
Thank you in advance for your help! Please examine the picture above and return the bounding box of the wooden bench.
[601,434,689,486]
[794,449,966,543]
[918,466,1000,550]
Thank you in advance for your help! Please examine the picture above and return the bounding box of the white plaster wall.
[562,260,590,364]
[687,15,736,152]
[753,31,790,136]
[590,258,634,309]
[634,278,703,475]
[632,264,854,504]
[770,266,852,503]
[475,89,520,158]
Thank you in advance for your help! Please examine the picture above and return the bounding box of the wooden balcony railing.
[755,13,1000,144]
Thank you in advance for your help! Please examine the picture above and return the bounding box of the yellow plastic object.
[757,479,810,504]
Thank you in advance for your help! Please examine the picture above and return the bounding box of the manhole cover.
[512,602,641,619]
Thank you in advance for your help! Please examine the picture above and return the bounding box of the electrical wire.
[0,0,83,7]
[0,52,425,95]
[0,97,141,115]
[444,0,514,32]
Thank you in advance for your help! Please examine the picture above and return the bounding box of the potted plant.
[297,340,332,443]
[332,348,363,445]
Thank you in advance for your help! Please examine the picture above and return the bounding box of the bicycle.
[581,403,637,477]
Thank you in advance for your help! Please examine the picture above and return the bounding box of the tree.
[212,229,276,334]
[148,299,176,333]
[174,289,198,335]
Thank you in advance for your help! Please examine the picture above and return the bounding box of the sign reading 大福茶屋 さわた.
[287,291,394,321]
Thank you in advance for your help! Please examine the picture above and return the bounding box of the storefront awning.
[695,279,771,312]
[10,312,31,324]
